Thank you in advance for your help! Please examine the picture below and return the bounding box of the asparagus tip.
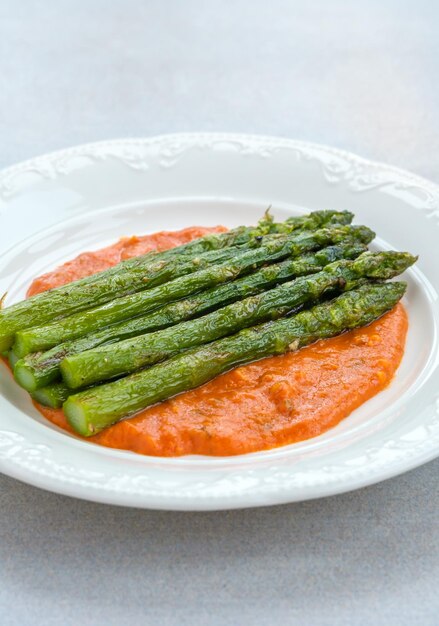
[264,205,273,217]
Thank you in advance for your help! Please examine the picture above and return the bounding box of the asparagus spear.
[58,252,415,390]
[0,241,254,354]
[31,382,70,409]
[10,239,272,359]
[109,209,353,262]
[14,242,367,390]
[143,210,354,258]
[278,210,353,232]
[0,210,353,352]
[63,282,406,436]
[13,225,374,356]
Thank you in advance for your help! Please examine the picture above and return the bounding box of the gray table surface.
[1,1,438,625]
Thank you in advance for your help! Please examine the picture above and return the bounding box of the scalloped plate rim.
[1,132,439,197]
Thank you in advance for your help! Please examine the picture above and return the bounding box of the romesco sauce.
[23,226,407,457]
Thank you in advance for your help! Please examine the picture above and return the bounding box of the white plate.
[0,133,438,511]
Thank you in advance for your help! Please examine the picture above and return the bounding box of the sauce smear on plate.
[29,226,408,457]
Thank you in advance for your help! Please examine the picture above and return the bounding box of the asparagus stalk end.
[12,332,34,359]
[31,382,70,409]
[14,360,40,392]
[63,401,92,436]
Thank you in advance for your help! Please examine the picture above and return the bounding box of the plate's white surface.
[0,133,438,511]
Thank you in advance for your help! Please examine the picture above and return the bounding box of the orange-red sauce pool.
[29,226,408,457]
